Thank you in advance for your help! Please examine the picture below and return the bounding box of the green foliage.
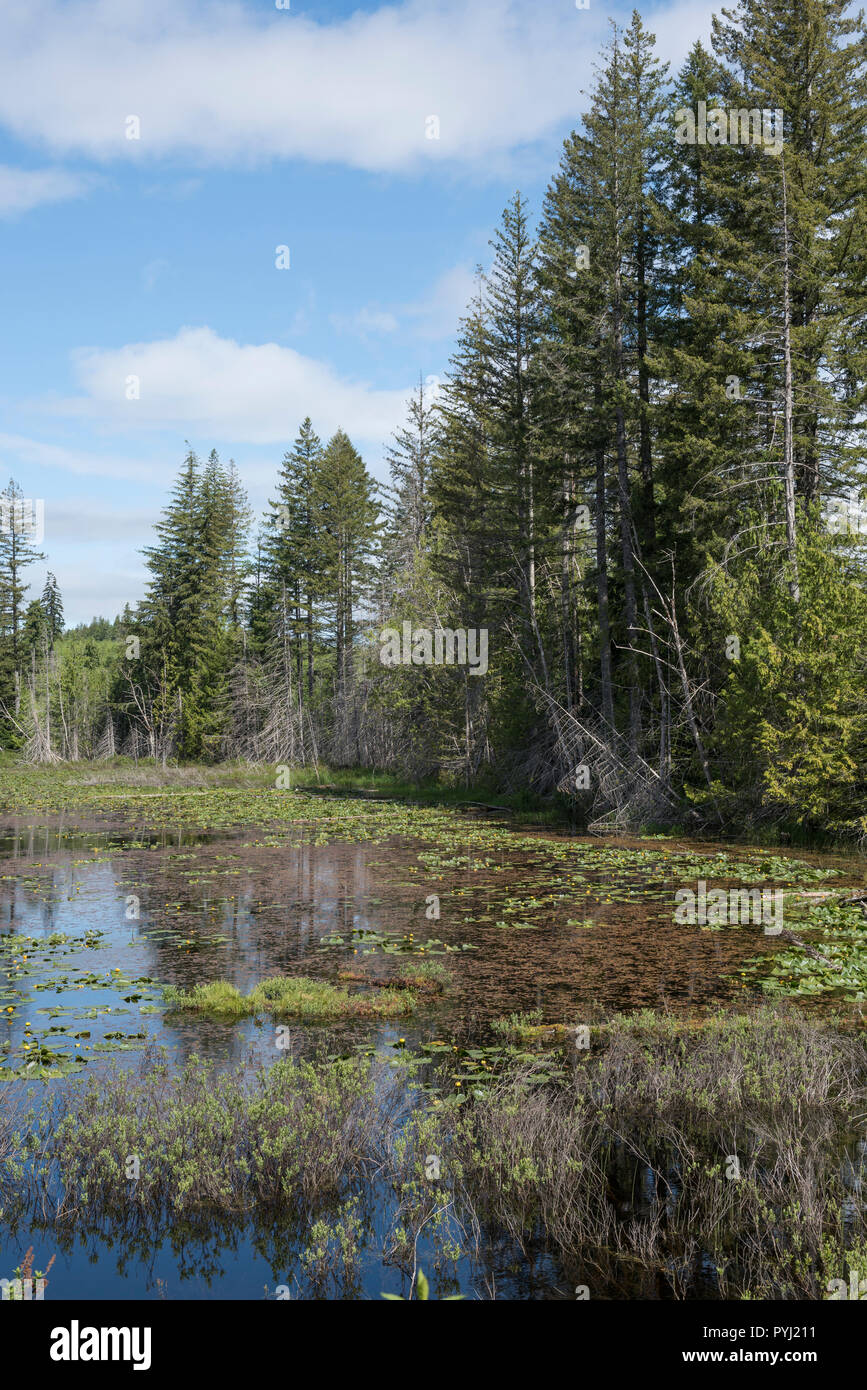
[164,974,418,1019]
[713,525,867,830]
[6,1,867,841]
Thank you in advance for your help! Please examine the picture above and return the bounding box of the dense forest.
[2,0,865,840]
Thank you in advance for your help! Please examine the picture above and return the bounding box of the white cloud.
[141,177,204,200]
[331,307,400,338]
[48,326,413,445]
[0,164,93,216]
[0,0,622,174]
[402,263,478,339]
[331,263,477,343]
[0,432,161,483]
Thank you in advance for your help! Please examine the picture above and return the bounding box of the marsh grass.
[490,1008,546,1040]
[162,980,250,1016]
[338,958,451,993]
[163,974,418,1019]
[71,760,274,790]
[0,758,575,827]
[382,960,452,992]
[450,1007,867,1298]
[2,1007,865,1299]
[250,975,416,1018]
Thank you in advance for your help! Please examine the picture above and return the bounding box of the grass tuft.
[164,974,417,1019]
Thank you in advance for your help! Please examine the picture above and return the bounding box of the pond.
[1,792,865,1299]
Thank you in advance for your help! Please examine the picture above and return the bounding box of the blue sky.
[0,0,714,624]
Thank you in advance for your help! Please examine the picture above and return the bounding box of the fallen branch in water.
[778,930,842,971]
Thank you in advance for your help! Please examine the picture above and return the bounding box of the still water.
[1,810,863,1298]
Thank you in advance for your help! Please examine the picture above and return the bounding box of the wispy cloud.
[401,263,478,339]
[0,432,161,483]
[331,262,477,343]
[0,164,95,217]
[141,257,170,293]
[330,306,400,338]
[35,499,158,544]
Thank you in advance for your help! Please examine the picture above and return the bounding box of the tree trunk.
[780,158,800,605]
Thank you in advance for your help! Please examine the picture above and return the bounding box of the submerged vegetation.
[0,758,865,1296]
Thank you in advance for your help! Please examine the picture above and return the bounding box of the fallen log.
[778,929,842,971]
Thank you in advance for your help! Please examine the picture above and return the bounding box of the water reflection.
[1,816,864,1299]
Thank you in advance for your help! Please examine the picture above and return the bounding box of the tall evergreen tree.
[537,19,670,759]
[711,0,867,505]
[313,430,380,717]
[42,572,64,646]
[0,478,46,717]
[383,377,438,587]
[138,448,245,759]
[259,418,323,703]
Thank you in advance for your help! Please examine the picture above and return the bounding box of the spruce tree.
[383,377,438,586]
[313,430,381,720]
[260,418,323,703]
[709,0,867,506]
[0,478,46,717]
[140,448,245,759]
[42,572,64,646]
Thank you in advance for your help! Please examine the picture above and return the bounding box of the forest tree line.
[3,0,866,839]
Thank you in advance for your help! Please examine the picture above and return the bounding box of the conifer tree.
[383,377,438,587]
[260,418,323,703]
[313,430,380,719]
[537,20,670,755]
[42,572,64,647]
[139,448,244,758]
[707,0,867,510]
[0,478,46,717]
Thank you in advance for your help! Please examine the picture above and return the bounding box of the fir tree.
[0,478,46,717]
[313,430,381,715]
[42,572,64,646]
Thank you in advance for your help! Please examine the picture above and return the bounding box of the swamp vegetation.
[0,763,865,1299]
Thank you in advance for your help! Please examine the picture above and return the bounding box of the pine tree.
[383,377,438,586]
[655,40,746,589]
[485,192,546,674]
[430,273,496,615]
[259,418,323,704]
[711,0,867,505]
[537,128,615,730]
[139,448,246,759]
[0,478,46,717]
[313,430,381,728]
[654,0,867,788]
[22,598,50,662]
[42,572,64,647]
[537,20,670,757]
[623,8,670,551]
